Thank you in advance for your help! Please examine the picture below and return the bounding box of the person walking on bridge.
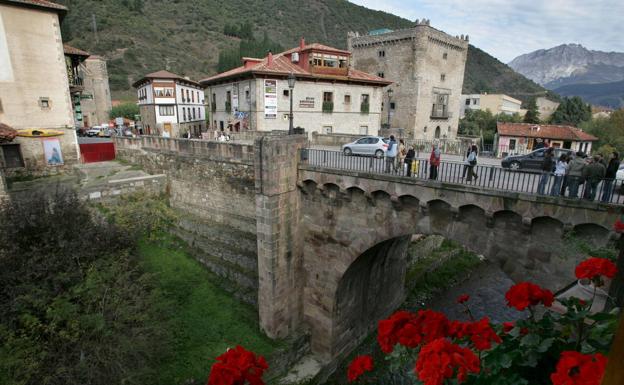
[429,144,441,180]
[385,135,398,174]
[537,147,554,195]
[601,151,620,203]
[405,145,416,177]
[466,145,478,182]
[550,154,569,196]
[583,155,606,201]
[567,152,586,198]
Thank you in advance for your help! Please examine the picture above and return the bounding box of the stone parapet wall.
[310,132,363,147]
[202,130,288,142]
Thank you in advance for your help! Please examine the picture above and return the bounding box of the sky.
[350,0,624,63]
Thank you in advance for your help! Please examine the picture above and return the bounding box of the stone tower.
[348,22,469,140]
[81,56,112,127]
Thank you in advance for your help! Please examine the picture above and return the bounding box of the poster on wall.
[43,138,64,166]
[264,79,277,119]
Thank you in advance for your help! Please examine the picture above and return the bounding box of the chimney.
[300,37,305,50]
[267,51,273,66]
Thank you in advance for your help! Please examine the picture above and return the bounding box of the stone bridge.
[114,135,621,368]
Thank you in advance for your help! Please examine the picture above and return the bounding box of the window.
[164,88,173,97]
[186,89,190,102]
[39,97,50,109]
[159,105,175,116]
[443,53,448,60]
[465,98,470,106]
[323,126,333,134]
[1,144,24,168]
[192,90,195,103]
[323,92,333,112]
[220,121,224,130]
[359,126,368,135]
[338,57,348,68]
[344,94,351,104]
[378,50,385,57]
[226,91,232,112]
[377,72,385,78]
[153,87,173,97]
[390,102,396,110]
[245,88,250,100]
[324,55,338,68]
[356,138,369,144]
[472,98,479,105]
[283,89,290,97]
[192,108,196,120]
[435,126,441,139]
[211,93,217,112]
[361,94,370,114]
[431,93,449,118]
[440,74,446,81]
[509,139,516,151]
[183,107,187,121]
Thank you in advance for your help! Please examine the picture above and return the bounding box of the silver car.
[342,136,389,158]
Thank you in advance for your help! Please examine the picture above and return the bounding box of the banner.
[264,79,277,119]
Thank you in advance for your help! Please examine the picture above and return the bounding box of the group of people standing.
[537,148,620,202]
[385,136,416,176]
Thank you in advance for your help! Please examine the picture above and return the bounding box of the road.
[304,148,624,204]
[78,136,113,144]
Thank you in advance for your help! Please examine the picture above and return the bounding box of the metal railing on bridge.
[301,149,624,205]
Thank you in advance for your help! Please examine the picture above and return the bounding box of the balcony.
[69,76,84,92]
[431,105,449,119]
[322,101,334,113]
[360,102,370,114]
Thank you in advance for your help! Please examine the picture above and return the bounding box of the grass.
[137,236,278,385]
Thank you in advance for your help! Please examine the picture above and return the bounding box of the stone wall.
[82,174,166,201]
[114,136,259,304]
[309,132,364,147]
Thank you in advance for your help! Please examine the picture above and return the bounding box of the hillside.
[57,0,546,102]
[554,80,624,109]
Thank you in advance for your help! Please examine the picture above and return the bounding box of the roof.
[132,70,201,88]
[497,122,598,142]
[63,44,90,57]
[200,43,390,86]
[1,0,67,13]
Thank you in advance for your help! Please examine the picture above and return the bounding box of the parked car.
[86,127,101,137]
[97,128,112,138]
[342,136,389,158]
[501,148,576,171]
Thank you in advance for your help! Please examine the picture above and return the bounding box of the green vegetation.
[550,96,592,125]
[58,0,547,99]
[110,102,140,119]
[581,109,624,154]
[523,97,540,123]
[459,109,523,144]
[0,191,277,385]
[217,31,283,72]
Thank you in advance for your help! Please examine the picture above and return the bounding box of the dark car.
[501,148,575,171]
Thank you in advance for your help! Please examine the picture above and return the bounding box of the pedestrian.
[405,145,416,177]
[601,151,620,203]
[550,154,568,196]
[567,152,586,198]
[534,138,545,150]
[429,144,441,180]
[397,139,406,174]
[461,145,471,178]
[385,135,398,173]
[466,144,478,182]
[537,147,554,195]
[560,154,571,196]
[583,155,606,200]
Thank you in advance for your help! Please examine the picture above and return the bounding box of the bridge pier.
[254,135,307,339]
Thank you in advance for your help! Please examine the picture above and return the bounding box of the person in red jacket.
[429,144,441,180]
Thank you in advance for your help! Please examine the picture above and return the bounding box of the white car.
[341,136,389,158]
[86,127,101,137]
[616,164,624,180]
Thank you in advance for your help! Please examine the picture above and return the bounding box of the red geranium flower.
[550,351,607,385]
[207,345,268,385]
[415,338,480,385]
[347,355,374,383]
[614,219,624,233]
[378,310,451,353]
[466,317,502,351]
[377,311,418,353]
[575,257,617,280]
[505,282,554,311]
[502,321,515,333]
[457,294,470,304]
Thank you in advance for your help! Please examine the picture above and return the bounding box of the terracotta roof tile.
[63,44,90,57]
[497,122,598,142]
[132,70,200,87]
[200,43,390,86]
[3,0,67,11]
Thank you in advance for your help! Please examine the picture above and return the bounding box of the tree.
[580,109,624,153]
[110,102,139,120]
[550,96,592,125]
[523,98,540,123]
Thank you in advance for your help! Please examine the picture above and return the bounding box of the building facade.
[81,55,112,127]
[496,122,597,156]
[460,93,523,118]
[201,40,391,135]
[133,70,206,137]
[0,0,79,174]
[347,20,469,141]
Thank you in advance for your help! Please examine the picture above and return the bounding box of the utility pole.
[91,14,98,44]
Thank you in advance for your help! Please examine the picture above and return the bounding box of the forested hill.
[56,0,546,101]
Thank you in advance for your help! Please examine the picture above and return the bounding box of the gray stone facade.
[348,21,468,141]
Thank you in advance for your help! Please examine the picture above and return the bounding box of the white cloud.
[350,0,624,62]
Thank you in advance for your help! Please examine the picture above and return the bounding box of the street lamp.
[287,73,296,134]
[386,88,394,128]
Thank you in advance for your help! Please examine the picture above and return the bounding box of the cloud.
[350,0,624,62]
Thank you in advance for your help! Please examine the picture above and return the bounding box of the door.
[163,123,172,136]
[353,137,370,155]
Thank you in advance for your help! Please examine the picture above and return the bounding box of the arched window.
[435,126,441,139]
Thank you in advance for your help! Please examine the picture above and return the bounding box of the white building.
[460,93,523,118]
[200,39,391,135]
[133,70,206,137]
[496,122,597,156]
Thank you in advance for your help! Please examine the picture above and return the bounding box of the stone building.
[460,93,524,118]
[133,70,206,137]
[0,0,79,174]
[201,39,391,135]
[81,56,113,127]
[347,20,469,141]
[536,96,560,122]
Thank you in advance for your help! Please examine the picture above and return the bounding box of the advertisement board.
[264,79,277,119]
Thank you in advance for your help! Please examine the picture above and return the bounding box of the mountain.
[57,0,546,102]
[508,44,624,108]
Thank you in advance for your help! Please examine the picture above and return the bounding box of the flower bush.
[206,345,268,385]
[346,256,619,385]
